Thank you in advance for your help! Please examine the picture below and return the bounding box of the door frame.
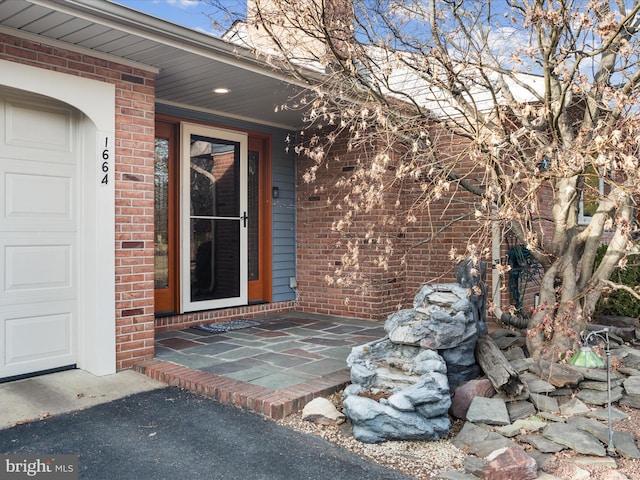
[154,116,273,314]
[248,135,273,303]
[154,121,179,314]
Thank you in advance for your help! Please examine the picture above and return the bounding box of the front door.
[180,123,248,312]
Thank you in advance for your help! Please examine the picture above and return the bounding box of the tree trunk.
[526,247,588,361]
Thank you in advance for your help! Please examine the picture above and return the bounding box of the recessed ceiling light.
[213,87,230,94]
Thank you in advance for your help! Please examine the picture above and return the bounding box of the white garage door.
[0,88,79,380]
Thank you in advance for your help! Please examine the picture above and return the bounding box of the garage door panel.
[5,172,72,220]
[2,307,74,375]
[0,160,75,232]
[6,244,72,290]
[0,239,74,306]
[1,97,75,164]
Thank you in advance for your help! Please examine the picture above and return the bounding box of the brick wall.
[0,34,157,370]
[399,125,500,316]
[295,130,406,320]
[295,124,508,323]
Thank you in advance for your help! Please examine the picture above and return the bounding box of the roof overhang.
[0,0,311,130]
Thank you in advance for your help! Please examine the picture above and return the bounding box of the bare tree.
[210,0,640,361]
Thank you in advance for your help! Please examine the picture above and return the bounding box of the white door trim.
[0,60,116,376]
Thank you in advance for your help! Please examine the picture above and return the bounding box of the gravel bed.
[277,392,467,480]
[276,393,640,480]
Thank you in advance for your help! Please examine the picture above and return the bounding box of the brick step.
[132,359,350,420]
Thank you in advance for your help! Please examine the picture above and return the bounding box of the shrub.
[593,244,640,318]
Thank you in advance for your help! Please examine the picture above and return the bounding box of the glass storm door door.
[180,123,248,312]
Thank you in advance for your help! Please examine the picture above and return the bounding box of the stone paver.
[466,396,510,425]
[135,312,366,418]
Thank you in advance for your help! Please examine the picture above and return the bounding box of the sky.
[114,0,230,35]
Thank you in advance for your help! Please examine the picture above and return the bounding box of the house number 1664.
[100,134,111,186]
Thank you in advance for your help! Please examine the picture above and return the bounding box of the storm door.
[180,123,248,312]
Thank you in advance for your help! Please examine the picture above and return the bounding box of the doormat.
[192,319,263,334]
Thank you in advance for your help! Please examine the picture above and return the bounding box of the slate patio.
[134,312,386,419]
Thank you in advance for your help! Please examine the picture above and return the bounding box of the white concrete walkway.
[0,369,165,429]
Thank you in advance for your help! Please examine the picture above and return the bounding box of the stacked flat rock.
[343,338,451,443]
[386,283,481,388]
[342,283,481,443]
[438,333,640,478]
[621,375,640,408]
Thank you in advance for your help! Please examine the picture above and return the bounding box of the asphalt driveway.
[0,387,415,480]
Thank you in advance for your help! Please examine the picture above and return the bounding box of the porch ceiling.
[0,0,310,130]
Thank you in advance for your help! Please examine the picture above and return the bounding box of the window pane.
[189,135,239,218]
[581,166,602,219]
[248,150,259,281]
[154,138,169,289]
[190,218,240,301]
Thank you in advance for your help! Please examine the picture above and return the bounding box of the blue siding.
[156,104,297,302]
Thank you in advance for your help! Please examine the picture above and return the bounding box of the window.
[578,166,605,225]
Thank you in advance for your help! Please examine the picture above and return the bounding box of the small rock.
[462,456,486,477]
[483,445,537,480]
[301,397,345,425]
[452,422,515,457]
[576,385,624,405]
[449,378,495,419]
[496,418,546,438]
[518,434,566,453]
[537,411,565,422]
[530,360,584,388]
[528,392,560,413]
[509,358,534,373]
[624,375,640,395]
[623,351,640,370]
[573,455,618,468]
[617,366,640,377]
[526,449,555,470]
[579,379,623,391]
[570,365,622,382]
[493,334,523,350]
[494,423,521,438]
[560,398,591,416]
[521,372,556,394]
[506,401,537,421]
[503,347,525,361]
[619,394,640,409]
[466,397,510,425]
[586,406,629,422]
[569,465,592,480]
[549,387,575,397]
[543,422,606,456]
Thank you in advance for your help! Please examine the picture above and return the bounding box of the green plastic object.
[569,346,605,368]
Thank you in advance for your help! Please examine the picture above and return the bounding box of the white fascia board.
[0,24,159,74]
[34,0,315,89]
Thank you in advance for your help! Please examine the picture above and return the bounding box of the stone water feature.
[343,280,484,443]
